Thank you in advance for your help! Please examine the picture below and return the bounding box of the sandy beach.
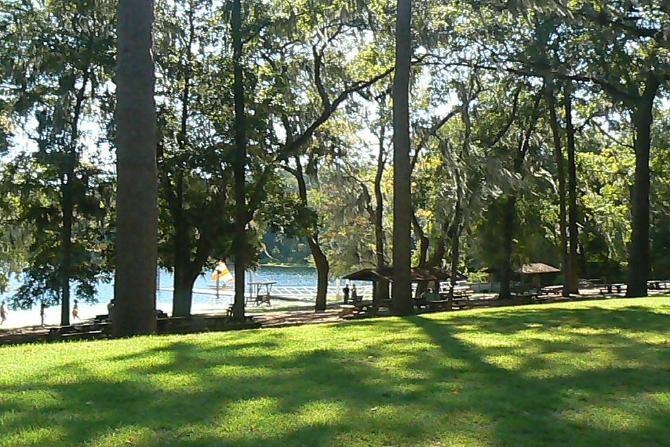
[0,292,236,330]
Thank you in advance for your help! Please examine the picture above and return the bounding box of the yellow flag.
[211,261,233,283]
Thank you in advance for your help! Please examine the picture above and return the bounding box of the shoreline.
[257,262,313,268]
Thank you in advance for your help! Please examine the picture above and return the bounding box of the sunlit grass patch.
[1,297,670,446]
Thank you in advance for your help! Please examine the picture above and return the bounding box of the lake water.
[0,265,368,329]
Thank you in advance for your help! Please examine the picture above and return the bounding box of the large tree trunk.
[563,85,580,294]
[545,82,570,296]
[391,0,413,315]
[626,80,659,297]
[231,0,247,320]
[113,0,158,337]
[499,195,517,300]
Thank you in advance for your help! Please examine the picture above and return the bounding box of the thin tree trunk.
[413,211,450,299]
[170,8,195,317]
[412,211,429,268]
[563,85,580,294]
[172,219,210,317]
[498,195,516,300]
[309,238,329,311]
[411,210,430,298]
[374,109,389,303]
[627,79,659,297]
[114,0,158,336]
[231,0,247,320]
[292,157,330,311]
[448,190,462,301]
[391,0,413,315]
[545,82,570,296]
[499,91,542,301]
[172,211,194,317]
[427,214,450,268]
[448,85,472,300]
[159,164,199,318]
[60,70,89,327]
[60,179,73,326]
[172,265,195,318]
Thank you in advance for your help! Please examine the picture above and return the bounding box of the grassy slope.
[1,297,670,447]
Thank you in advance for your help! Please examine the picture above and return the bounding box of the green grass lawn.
[2,297,670,446]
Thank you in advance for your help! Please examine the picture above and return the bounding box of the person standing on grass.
[351,284,359,303]
[0,301,7,325]
[72,300,80,321]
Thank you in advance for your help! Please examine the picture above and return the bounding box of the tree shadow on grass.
[1,304,670,446]
[408,306,670,446]
[0,333,449,446]
[444,305,670,335]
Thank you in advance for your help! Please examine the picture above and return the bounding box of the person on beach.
[107,299,114,322]
[72,300,80,321]
[0,301,7,325]
[40,301,46,327]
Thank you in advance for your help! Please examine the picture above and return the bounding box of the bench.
[540,285,563,296]
[353,300,377,313]
[427,299,452,311]
[339,304,358,317]
[510,292,538,303]
[453,298,496,309]
[94,309,168,322]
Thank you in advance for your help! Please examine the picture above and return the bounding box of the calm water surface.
[0,265,367,328]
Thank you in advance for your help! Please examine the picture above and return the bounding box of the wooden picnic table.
[339,304,358,317]
[435,287,474,300]
[247,281,276,306]
[599,283,626,294]
[451,287,474,299]
[648,280,669,290]
[540,285,563,296]
[343,298,392,315]
[411,294,453,311]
